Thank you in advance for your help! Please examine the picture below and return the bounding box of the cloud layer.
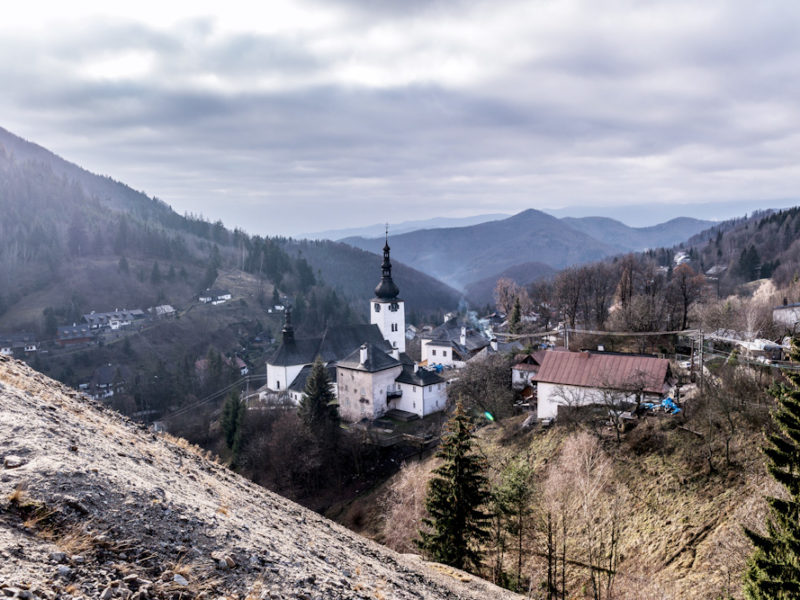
[3,0,800,234]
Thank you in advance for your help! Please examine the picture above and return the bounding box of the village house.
[0,333,38,357]
[773,301,800,331]
[56,324,94,346]
[420,319,490,368]
[534,350,673,420]
[508,350,552,403]
[148,304,176,319]
[199,289,232,305]
[83,309,146,331]
[337,343,446,422]
[82,364,132,401]
[260,235,446,422]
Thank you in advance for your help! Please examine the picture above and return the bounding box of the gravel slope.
[0,356,520,600]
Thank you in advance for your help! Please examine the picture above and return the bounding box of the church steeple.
[374,227,400,300]
[281,305,294,343]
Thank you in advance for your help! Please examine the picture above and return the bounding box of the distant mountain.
[342,209,622,290]
[464,261,557,307]
[544,199,799,227]
[561,216,714,251]
[299,213,510,241]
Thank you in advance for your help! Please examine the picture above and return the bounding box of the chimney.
[391,348,400,360]
[360,344,368,365]
[490,338,498,352]
[460,326,467,347]
[597,345,604,352]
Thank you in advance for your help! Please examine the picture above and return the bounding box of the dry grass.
[7,484,26,504]
[56,523,100,556]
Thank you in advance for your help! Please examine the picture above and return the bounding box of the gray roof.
[0,332,36,347]
[57,324,93,339]
[83,310,146,327]
[425,319,489,354]
[288,364,337,393]
[269,337,323,367]
[337,343,401,373]
[268,324,391,368]
[396,365,444,386]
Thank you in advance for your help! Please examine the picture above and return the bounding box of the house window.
[432,349,437,356]
[276,381,280,389]
[442,351,447,357]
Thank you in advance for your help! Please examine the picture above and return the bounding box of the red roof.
[534,351,670,394]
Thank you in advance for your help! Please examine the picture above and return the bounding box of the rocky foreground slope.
[0,356,520,600]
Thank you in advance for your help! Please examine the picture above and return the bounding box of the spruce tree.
[221,390,243,450]
[417,400,491,572]
[509,297,522,334]
[299,357,339,439]
[744,338,800,598]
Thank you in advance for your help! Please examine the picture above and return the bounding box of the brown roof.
[534,351,670,394]
[513,363,538,372]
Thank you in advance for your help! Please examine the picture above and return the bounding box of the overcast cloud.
[2,0,800,235]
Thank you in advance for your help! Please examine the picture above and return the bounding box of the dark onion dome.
[374,239,400,300]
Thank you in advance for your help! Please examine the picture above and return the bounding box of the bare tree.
[668,264,705,330]
[544,432,623,600]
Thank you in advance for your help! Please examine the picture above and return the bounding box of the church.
[264,236,446,422]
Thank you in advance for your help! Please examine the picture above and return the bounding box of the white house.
[773,302,800,330]
[511,351,547,390]
[420,320,490,368]
[534,350,673,420]
[337,343,404,422]
[199,289,232,304]
[83,309,146,331]
[336,343,445,422]
[394,363,446,417]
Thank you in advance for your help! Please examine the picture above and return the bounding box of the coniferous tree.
[509,297,522,334]
[744,338,800,598]
[221,389,244,450]
[150,261,162,285]
[417,401,491,572]
[298,357,339,439]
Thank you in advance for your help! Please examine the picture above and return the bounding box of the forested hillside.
[684,207,800,292]
[0,126,461,423]
[280,238,462,323]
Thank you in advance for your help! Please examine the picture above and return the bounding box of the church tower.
[370,231,405,354]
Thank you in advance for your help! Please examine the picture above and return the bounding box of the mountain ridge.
[342,209,716,292]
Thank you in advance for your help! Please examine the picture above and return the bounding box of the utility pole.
[690,336,695,381]
[699,329,705,392]
[565,327,569,351]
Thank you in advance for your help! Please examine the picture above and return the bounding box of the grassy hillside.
[337,365,777,599]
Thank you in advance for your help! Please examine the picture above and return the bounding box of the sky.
[3,0,800,236]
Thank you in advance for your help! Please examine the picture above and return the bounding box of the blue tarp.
[661,397,681,414]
